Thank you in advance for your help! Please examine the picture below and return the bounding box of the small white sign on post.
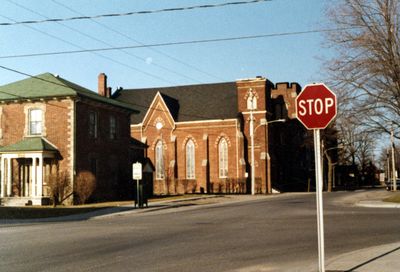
[132,162,142,180]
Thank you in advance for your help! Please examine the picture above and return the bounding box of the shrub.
[75,171,96,204]
[47,170,71,207]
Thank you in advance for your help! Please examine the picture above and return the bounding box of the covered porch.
[0,137,59,206]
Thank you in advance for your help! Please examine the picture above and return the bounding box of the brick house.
[113,76,311,195]
[0,73,138,206]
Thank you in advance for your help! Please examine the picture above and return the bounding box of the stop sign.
[295,83,337,129]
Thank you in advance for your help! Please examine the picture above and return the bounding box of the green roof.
[0,137,58,153]
[0,73,138,112]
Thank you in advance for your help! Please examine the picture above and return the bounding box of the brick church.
[0,72,312,206]
[113,75,311,195]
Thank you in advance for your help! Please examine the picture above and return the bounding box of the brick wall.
[132,117,245,195]
[0,99,74,202]
[75,97,132,201]
[0,99,73,173]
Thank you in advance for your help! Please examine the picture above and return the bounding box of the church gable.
[142,92,175,132]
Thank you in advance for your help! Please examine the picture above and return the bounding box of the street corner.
[325,242,400,272]
[356,200,400,208]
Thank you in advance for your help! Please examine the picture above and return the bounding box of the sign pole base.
[314,129,325,272]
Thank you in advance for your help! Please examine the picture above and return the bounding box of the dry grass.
[0,195,201,220]
[0,201,132,220]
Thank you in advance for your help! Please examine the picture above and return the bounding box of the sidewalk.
[325,242,400,272]
[354,190,400,208]
[326,190,400,272]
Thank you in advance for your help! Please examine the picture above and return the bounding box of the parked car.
[385,179,400,191]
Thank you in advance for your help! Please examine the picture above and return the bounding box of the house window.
[219,138,228,178]
[29,109,43,135]
[89,111,98,139]
[186,139,195,179]
[109,116,117,140]
[155,140,164,179]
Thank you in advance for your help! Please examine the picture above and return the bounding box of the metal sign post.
[295,83,337,272]
[314,129,325,272]
[132,162,142,208]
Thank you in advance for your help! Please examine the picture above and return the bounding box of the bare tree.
[337,114,375,166]
[325,0,400,137]
[335,112,378,188]
[47,170,72,207]
[75,171,96,204]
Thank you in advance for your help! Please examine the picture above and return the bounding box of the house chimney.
[106,87,112,98]
[98,73,107,97]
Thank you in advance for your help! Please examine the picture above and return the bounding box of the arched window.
[186,139,195,179]
[247,95,257,110]
[155,141,164,179]
[218,138,228,178]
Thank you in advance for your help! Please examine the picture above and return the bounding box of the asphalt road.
[0,191,399,272]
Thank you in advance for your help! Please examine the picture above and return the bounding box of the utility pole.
[387,150,390,185]
[391,128,397,191]
[250,92,256,195]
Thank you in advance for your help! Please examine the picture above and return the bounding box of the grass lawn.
[383,192,400,203]
[0,201,133,220]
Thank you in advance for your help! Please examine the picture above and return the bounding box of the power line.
[0,65,222,121]
[0,11,175,85]
[0,0,271,26]
[6,0,202,84]
[0,26,363,60]
[51,0,225,82]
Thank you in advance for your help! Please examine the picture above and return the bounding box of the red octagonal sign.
[295,83,337,130]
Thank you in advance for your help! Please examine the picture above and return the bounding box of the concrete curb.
[356,200,400,208]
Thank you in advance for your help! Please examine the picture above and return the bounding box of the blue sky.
[0,0,332,92]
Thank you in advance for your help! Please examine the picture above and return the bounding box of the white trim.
[175,124,237,131]
[132,118,237,127]
[176,118,237,125]
[0,157,4,197]
[7,157,12,196]
[236,77,266,82]
[131,123,143,128]
[0,106,3,139]
[242,110,267,115]
[70,99,76,192]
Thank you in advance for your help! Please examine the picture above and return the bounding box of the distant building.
[0,73,138,206]
[113,76,311,195]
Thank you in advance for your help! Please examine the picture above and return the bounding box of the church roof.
[112,82,239,123]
